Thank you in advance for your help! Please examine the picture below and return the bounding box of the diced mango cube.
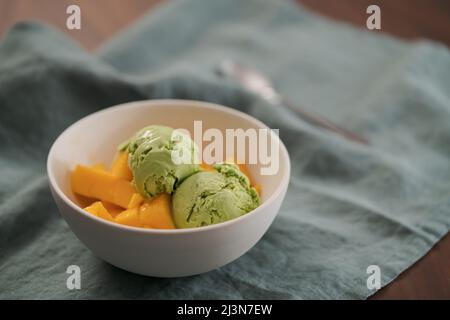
[200,162,216,172]
[91,163,107,172]
[84,202,100,216]
[101,201,124,217]
[139,193,175,229]
[237,163,253,184]
[84,201,113,221]
[115,207,142,227]
[71,165,142,209]
[128,193,144,209]
[111,152,133,181]
[75,193,96,208]
[254,184,262,196]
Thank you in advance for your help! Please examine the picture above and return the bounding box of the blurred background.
[0,0,449,51]
[0,0,449,299]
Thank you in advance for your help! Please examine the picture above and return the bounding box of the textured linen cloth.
[1,0,450,299]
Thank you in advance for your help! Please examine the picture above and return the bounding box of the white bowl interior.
[49,100,287,210]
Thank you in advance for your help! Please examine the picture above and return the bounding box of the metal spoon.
[216,60,368,145]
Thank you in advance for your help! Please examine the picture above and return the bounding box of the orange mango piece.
[139,193,175,229]
[111,152,133,181]
[254,184,262,196]
[71,165,143,209]
[101,201,124,217]
[75,193,96,208]
[238,163,258,188]
[91,163,107,172]
[84,202,101,216]
[240,164,261,196]
[200,163,216,172]
[115,207,142,227]
[128,193,144,209]
[84,201,114,221]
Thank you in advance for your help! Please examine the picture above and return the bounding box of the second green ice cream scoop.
[172,163,260,228]
[121,125,200,198]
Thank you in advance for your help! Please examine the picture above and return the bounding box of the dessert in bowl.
[47,99,290,277]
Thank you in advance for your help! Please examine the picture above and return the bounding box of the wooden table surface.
[0,0,449,300]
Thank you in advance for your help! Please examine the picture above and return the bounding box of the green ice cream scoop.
[172,163,260,228]
[121,125,200,198]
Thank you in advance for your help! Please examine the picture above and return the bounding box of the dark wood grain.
[372,233,450,299]
[300,0,450,46]
[0,0,163,50]
[0,0,449,299]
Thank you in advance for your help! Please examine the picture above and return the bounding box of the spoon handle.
[282,98,369,145]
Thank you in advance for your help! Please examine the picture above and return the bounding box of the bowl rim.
[47,99,291,235]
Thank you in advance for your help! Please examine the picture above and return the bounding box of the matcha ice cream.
[172,163,260,228]
[121,125,199,198]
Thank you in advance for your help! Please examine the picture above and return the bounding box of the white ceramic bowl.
[47,99,290,277]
